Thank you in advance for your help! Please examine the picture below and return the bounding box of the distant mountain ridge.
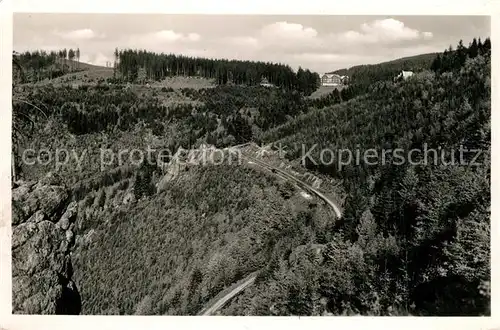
[328,52,439,76]
[322,52,439,92]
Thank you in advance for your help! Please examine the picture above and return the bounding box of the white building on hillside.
[260,77,275,88]
[395,70,414,81]
[321,73,342,86]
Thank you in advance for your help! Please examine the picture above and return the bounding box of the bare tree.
[11,58,47,183]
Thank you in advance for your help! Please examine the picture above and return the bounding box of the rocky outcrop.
[57,201,78,230]
[156,147,191,192]
[156,144,226,193]
[12,173,81,314]
[12,174,69,225]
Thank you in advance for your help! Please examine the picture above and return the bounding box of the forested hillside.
[71,164,328,314]
[12,82,314,188]
[331,37,490,95]
[11,62,330,315]
[243,39,491,316]
[331,53,437,90]
[114,49,320,95]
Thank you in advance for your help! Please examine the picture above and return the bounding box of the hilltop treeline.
[115,49,320,95]
[431,37,491,73]
[13,48,82,82]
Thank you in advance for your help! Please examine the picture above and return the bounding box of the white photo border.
[0,1,498,330]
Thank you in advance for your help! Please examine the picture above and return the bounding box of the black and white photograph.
[6,7,493,320]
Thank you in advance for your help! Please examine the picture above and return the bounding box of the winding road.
[242,154,342,218]
[199,144,342,315]
[198,274,257,315]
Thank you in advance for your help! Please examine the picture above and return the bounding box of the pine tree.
[430,54,442,73]
[114,48,119,78]
[483,37,491,54]
[455,40,467,70]
[76,48,80,69]
[468,38,479,58]
[68,48,75,70]
[62,48,68,73]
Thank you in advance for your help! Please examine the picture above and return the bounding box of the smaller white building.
[396,70,414,81]
[260,77,275,87]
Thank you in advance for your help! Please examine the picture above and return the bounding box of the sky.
[13,14,490,73]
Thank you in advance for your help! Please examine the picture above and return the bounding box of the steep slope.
[71,164,330,315]
[246,51,491,316]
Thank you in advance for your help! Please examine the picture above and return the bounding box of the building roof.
[322,73,342,78]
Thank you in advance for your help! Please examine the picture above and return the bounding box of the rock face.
[57,201,78,230]
[12,177,69,225]
[12,174,81,314]
[156,144,222,193]
[156,148,189,193]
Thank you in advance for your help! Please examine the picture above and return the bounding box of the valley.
[11,35,491,316]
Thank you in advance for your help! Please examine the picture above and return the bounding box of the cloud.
[122,29,202,52]
[361,18,420,40]
[150,30,201,43]
[187,33,201,42]
[79,52,112,66]
[55,28,104,40]
[212,18,441,72]
[19,17,443,74]
[153,30,184,42]
[423,31,433,39]
[219,18,442,72]
[134,30,201,44]
[226,21,320,52]
[335,18,433,44]
[225,18,434,56]
[260,21,318,40]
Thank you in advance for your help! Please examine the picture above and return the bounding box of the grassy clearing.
[308,85,347,100]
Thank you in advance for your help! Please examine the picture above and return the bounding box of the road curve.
[199,274,257,315]
[242,154,342,218]
[199,147,342,315]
